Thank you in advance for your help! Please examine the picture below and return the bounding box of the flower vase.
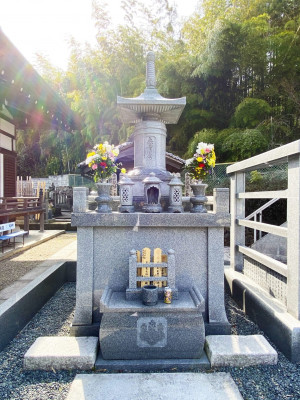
[190,182,208,213]
[95,182,112,213]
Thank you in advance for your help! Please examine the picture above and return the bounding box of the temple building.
[0,28,80,197]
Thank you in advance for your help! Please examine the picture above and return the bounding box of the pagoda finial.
[146,51,156,89]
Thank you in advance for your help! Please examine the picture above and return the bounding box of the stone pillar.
[39,188,44,232]
[213,188,229,213]
[133,120,167,171]
[208,227,230,333]
[167,249,176,290]
[72,227,94,326]
[73,187,87,213]
[287,154,300,320]
[128,250,137,290]
[230,172,245,272]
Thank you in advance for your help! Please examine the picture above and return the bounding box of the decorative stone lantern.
[118,175,135,213]
[168,174,184,213]
[142,172,162,213]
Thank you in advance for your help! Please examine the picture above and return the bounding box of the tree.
[233,97,272,128]
[222,128,269,161]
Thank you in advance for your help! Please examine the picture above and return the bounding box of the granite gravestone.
[71,52,230,362]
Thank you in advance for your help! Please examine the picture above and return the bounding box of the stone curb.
[0,261,76,352]
[225,267,300,363]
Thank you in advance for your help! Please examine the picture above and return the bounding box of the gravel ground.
[0,283,299,400]
[0,233,77,292]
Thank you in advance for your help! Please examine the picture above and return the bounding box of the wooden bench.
[0,230,28,253]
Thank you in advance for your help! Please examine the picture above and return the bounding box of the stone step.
[24,334,277,372]
[95,350,210,372]
[205,334,278,367]
[66,372,243,400]
[24,336,98,370]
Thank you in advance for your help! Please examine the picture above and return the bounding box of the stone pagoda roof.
[117,52,186,124]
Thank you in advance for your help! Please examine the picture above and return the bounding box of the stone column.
[73,187,87,212]
[208,227,230,333]
[230,172,245,272]
[72,226,94,326]
[133,120,167,171]
[287,154,300,320]
[213,188,229,213]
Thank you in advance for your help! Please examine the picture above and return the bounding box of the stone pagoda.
[117,51,186,199]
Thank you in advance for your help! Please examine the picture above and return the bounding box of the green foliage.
[222,128,269,161]
[16,0,300,176]
[185,129,218,158]
[249,170,263,183]
[233,98,272,128]
[46,156,61,175]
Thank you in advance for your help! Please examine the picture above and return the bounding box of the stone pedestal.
[99,287,205,360]
[71,210,231,337]
[71,189,231,339]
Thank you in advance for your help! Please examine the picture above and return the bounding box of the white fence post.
[230,171,245,272]
[287,154,300,320]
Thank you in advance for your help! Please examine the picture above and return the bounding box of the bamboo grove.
[16,0,300,176]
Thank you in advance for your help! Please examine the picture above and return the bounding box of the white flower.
[85,154,97,164]
[185,158,194,166]
[103,142,112,152]
[196,142,214,153]
[196,142,207,152]
[112,148,119,157]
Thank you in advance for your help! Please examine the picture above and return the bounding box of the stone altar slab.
[99,287,205,360]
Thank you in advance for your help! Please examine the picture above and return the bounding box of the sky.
[1,0,199,71]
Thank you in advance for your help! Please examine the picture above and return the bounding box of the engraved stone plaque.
[137,317,167,348]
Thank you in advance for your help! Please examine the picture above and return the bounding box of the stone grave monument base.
[100,287,205,360]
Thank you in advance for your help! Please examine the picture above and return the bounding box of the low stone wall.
[0,262,76,352]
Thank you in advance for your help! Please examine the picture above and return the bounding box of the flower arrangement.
[85,142,126,182]
[185,142,216,182]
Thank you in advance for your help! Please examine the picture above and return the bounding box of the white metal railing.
[227,139,300,320]
[245,198,280,242]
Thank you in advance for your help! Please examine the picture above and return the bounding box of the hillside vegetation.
[17,0,300,176]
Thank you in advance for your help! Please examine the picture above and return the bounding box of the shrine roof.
[0,28,81,131]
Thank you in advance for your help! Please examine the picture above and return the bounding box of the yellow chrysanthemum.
[121,168,126,174]
[87,151,95,158]
[197,156,203,162]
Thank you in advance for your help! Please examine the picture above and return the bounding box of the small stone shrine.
[71,52,230,364]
